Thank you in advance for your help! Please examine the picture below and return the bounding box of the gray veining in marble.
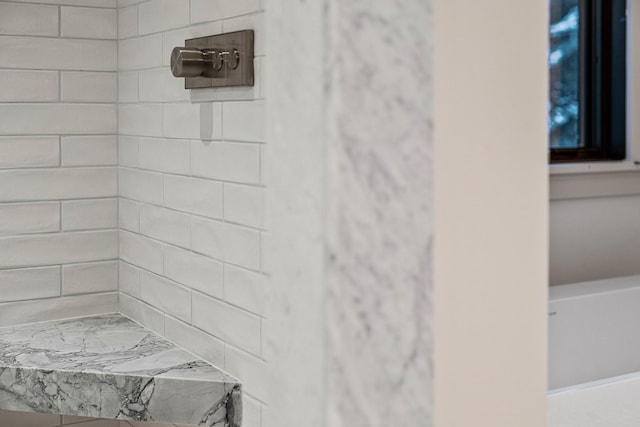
[0,314,242,426]
[326,0,434,426]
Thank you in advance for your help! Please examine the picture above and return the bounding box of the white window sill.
[550,161,640,200]
[550,161,640,175]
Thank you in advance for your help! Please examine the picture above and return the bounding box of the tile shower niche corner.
[0,314,242,426]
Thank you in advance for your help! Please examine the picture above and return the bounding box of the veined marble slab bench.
[0,314,241,426]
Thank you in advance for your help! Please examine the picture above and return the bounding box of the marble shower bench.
[0,313,242,426]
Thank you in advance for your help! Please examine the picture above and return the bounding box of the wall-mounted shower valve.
[170,30,254,89]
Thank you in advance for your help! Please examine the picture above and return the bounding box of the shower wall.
[116,1,266,425]
[0,0,119,326]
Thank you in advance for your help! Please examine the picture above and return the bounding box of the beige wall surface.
[434,0,549,426]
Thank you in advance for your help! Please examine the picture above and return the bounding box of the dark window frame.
[549,0,627,163]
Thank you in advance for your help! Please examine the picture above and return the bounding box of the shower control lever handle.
[171,47,207,78]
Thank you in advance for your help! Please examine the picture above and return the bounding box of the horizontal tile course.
[0,202,60,236]
[62,198,118,231]
[0,136,59,169]
[0,267,60,303]
[192,292,261,356]
[0,3,59,37]
[61,135,118,167]
[164,246,223,298]
[0,37,117,71]
[138,0,190,35]
[0,104,117,135]
[0,70,59,103]
[0,230,118,269]
[140,270,191,322]
[139,204,191,248]
[0,168,117,202]
[61,6,118,39]
[61,72,118,103]
[62,261,118,295]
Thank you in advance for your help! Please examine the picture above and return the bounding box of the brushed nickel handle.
[171,47,206,78]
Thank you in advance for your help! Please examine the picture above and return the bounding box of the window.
[549,0,627,163]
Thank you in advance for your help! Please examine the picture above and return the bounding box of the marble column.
[266,1,433,426]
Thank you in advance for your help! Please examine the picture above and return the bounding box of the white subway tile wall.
[117,1,266,424]
[0,1,266,424]
[0,1,118,323]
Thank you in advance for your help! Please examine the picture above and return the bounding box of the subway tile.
[0,70,59,102]
[140,204,191,248]
[0,202,60,236]
[138,137,190,174]
[12,0,116,7]
[191,141,260,184]
[62,198,118,231]
[0,3,59,36]
[223,183,265,228]
[190,0,261,23]
[192,292,261,356]
[61,72,118,103]
[224,264,266,316]
[61,135,118,166]
[164,316,225,367]
[138,0,190,35]
[119,261,140,298]
[118,168,163,205]
[0,292,118,328]
[164,246,223,298]
[119,198,140,232]
[223,101,265,142]
[0,230,118,269]
[0,136,59,169]
[0,267,60,303]
[118,5,138,39]
[225,345,268,402]
[164,175,223,218]
[140,270,191,322]
[118,34,163,70]
[0,168,116,202]
[0,37,116,71]
[118,71,139,103]
[0,104,116,135]
[61,7,117,39]
[62,261,118,295]
[118,293,165,335]
[191,217,260,269]
[163,102,221,140]
[118,135,140,167]
[161,21,222,66]
[119,230,164,274]
[118,103,163,137]
[139,67,189,102]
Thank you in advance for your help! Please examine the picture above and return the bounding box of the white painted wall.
[433,0,549,426]
[550,195,640,285]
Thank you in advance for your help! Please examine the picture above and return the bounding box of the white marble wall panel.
[265,1,433,427]
[324,1,434,426]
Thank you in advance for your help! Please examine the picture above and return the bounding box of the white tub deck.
[549,371,640,426]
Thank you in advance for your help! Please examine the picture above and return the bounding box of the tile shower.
[0,0,435,426]
[0,0,265,425]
